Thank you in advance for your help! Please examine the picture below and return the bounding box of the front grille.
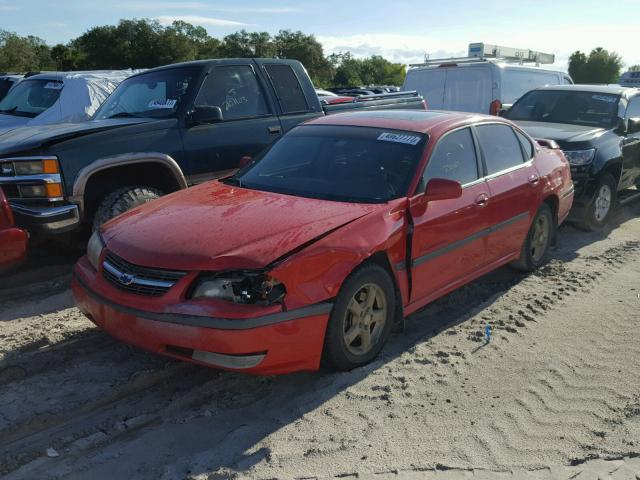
[102,251,187,297]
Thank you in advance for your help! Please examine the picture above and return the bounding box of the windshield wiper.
[107,112,140,119]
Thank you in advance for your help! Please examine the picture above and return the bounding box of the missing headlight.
[191,271,286,305]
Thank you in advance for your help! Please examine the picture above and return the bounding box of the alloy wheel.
[343,283,387,356]
[594,184,612,222]
[530,214,550,263]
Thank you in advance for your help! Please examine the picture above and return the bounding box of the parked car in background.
[73,110,573,375]
[505,85,640,230]
[619,70,640,88]
[0,187,27,269]
[0,74,23,102]
[0,70,137,134]
[403,42,572,114]
[315,88,337,97]
[0,59,425,238]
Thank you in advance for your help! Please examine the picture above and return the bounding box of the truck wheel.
[322,264,396,371]
[92,186,163,231]
[510,203,554,272]
[576,173,617,232]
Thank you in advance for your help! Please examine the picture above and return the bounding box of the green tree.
[274,30,333,87]
[629,65,640,72]
[329,52,406,87]
[0,30,53,71]
[51,44,84,70]
[219,30,275,58]
[569,48,623,84]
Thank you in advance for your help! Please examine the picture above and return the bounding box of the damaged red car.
[0,187,28,269]
[72,111,573,375]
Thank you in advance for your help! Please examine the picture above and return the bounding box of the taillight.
[489,99,502,116]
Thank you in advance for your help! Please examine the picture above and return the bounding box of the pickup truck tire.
[575,173,617,232]
[510,203,554,272]
[322,264,395,371]
[92,186,164,231]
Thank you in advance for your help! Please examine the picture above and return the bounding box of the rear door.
[475,123,539,261]
[409,126,492,304]
[403,68,446,109]
[621,95,640,188]
[181,63,282,184]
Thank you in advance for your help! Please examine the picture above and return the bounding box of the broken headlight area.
[190,271,286,305]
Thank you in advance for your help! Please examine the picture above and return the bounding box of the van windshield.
[506,89,620,128]
[0,79,63,118]
[94,67,199,120]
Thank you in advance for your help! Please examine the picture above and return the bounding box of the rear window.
[264,64,309,114]
[502,69,562,105]
[0,79,63,118]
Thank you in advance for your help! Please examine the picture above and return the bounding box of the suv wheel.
[576,173,617,232]
[322,264,396,371]
[92,186,163,231]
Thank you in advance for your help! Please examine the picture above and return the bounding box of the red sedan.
[0,187,28,269]
[72,111,573,375]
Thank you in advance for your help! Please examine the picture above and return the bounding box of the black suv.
[506,85,640,230]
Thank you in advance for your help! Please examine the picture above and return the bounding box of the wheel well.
[82,163,183,222]
[543,194,559,244]
[364,251,405,329]
[602,161,622,184]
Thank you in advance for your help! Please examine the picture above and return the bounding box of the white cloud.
[155,15,248,27]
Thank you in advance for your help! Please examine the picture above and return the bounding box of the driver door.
[181,64,282,184]
[409,127,492,304]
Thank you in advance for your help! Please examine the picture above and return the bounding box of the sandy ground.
[1,203,639,480]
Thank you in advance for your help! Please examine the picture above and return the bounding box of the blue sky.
[1,0,639,71]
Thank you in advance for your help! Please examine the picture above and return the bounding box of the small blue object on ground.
[485,325,492,343]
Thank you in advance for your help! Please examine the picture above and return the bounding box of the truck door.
[621,96,640,189]
[181,63,283,184]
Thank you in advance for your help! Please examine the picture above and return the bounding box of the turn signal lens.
[13,158,60,175]
[42,159,60,174]
[45,183,63,198]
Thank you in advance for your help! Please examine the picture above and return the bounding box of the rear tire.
[323,264,396,371]
[575,173,617,232]
[510,203,554,272]
[92,186,163,231]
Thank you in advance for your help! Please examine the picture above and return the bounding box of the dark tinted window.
[230,125,426,203]
[264,64,309,114]
[515,130,534,160]
[506,89,619,128]
[424,128,478,185]
[0,79,15,101]
[476,124,525,174]
[195,65,269,120]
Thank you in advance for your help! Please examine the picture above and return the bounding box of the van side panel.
[442,65,493,113]
[402,68,446,109]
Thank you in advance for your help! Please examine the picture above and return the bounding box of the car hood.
[102,181,383,271]
[0,118,155,156]
[514,121,607,144]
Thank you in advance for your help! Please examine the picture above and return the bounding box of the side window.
[515,130,534,160]
[625,97,640,119]
[423,128,479,186]
[264,64,309,114]
[476,124,526,174]
[195,65,269,120]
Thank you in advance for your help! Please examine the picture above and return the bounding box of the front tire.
[511,203,554,272]
[323,264,396,371]
[92,186,163,231]
[576,173,617,232]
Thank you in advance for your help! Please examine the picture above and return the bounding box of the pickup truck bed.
[0,58,425,235]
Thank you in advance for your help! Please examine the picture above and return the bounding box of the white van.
[403,44,573,114]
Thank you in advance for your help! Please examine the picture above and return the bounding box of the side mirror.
[239,156,252,168]
[628,118,640,134]
[188,106,223,126]
[424,178,462,201]
[498,106,510,117]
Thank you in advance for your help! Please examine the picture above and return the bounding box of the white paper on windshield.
[44,82,63,90]
[377,132,421,145]
[148,99,177,109]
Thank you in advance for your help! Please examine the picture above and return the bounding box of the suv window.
[195,65,269,120]
[515,130,534,160]
[476,124,525,174]
[264,64,309,114]
[626,97,640,119]
[423,127,479,185]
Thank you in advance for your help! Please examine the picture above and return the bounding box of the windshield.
[0,79,63,118]
[506,89,620,128]
[94,67,199,120]
[227,125,426,203]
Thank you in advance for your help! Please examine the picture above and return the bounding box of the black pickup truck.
[0,58,425,235]
[506,85,640,230]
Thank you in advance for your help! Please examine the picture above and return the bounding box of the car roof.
[304,110,507,134]
[533,84,633,95]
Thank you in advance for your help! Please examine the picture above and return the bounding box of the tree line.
[0,19,406,88]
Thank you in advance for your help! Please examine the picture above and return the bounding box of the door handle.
[528,174,540,185]
[268,125,282,135]
[475,193,489,207]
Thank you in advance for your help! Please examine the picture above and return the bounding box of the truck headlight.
[563,149,596,166]
[13,158,60,175]
[191,271,285,305]
[87,231,105,270]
